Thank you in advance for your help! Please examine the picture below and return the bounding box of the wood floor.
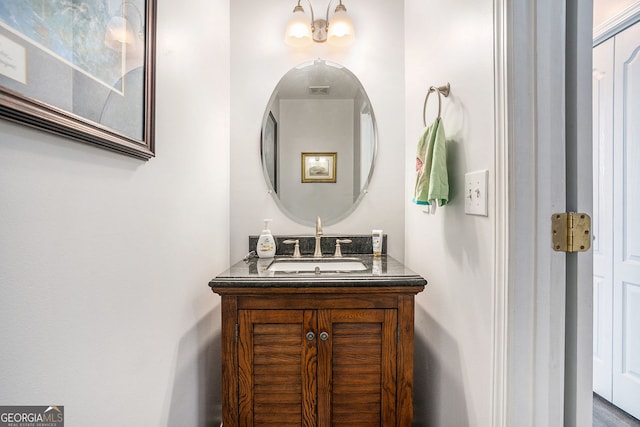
[594,394,640,427]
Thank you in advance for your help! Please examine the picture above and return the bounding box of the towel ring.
[423,83,451,126]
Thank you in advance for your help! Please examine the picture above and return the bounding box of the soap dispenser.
[257,219,276,258]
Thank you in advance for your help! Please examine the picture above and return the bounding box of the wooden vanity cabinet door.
[238,309,318,427]
[236,307,398,427]
[317,309,398,427]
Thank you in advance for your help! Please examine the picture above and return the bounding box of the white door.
[592,37,614,401]
[612,21,640,420]
[505,0,594,424]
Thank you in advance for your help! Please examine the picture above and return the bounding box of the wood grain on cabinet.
[213,286,422,427]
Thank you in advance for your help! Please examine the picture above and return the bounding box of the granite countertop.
[209,254,427,289]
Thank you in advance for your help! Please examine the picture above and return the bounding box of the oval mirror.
[260,60,377,226]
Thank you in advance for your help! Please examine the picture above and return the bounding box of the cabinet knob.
[306,331,315,341]
[319,331,329,341]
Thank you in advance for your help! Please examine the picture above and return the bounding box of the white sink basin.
[267,258,367,273]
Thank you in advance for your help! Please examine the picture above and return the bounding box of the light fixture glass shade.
[285,7,313,47]
[327,8,354,46]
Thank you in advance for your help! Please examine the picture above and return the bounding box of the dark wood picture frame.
[0,0,157,160]
[262,111,278,193]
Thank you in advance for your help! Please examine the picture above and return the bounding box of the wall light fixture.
[284,0,355,47]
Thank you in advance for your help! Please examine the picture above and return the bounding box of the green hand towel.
[412,118,449,206]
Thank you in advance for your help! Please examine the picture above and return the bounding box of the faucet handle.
[282,239,301,258]
[334,239,352,257]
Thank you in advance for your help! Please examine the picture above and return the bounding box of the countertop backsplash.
[248,234,388,257]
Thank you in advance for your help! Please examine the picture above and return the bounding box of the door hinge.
[235,323,239,343]
[397,325,400,343]
[551,213,591,253]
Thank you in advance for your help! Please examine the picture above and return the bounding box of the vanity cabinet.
[212,286,423,427]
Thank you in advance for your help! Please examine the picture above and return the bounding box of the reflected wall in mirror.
[261,60,377,226]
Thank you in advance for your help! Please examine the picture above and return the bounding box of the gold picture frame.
[301,152,337,183]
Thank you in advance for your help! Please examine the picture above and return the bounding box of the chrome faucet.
[314,216,323,258]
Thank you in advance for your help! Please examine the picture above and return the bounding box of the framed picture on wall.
[0,0,157,160]
[262,111,277,193]
[301,152,337,183]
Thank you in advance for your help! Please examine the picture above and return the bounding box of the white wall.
[229,0,405,262]
[0,0,230,425]
[404,0,496,425]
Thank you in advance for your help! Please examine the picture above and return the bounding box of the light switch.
[465,170,488,216]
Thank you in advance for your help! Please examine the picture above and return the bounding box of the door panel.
[317,309,397,427]
[593,275,613,397]
[613,20,640,420]
[592,36,615,400]
[238,309,317,427]
[621,282,640,377]
[621,42,640,265]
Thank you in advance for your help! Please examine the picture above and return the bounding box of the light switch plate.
[465,170,489,216]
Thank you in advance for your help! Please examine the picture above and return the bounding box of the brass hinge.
[551,213,591,253]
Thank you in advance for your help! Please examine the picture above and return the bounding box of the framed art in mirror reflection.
[262,111,278,192]
[302,152,337,183]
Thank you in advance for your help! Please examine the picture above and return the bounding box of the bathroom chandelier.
[284,0,355,47]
